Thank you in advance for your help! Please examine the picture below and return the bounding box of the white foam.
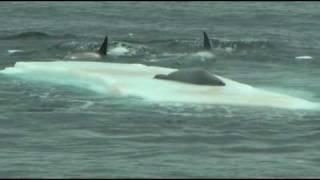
[7,49,25,54]
[1,61,319,110]
[225,47,234,53]
[192,51,215,61]
[295,56,313,60]
[108,44,130,56]
[64,52,101,60]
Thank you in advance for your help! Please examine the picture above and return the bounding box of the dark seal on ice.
[154,68,225,86]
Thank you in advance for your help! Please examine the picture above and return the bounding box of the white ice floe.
[1,61,319,110]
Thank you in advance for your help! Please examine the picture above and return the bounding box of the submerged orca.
[154,68,225,86]
[191,31,215,61]
[64,36,108,60]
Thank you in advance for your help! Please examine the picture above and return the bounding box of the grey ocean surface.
[1,1,320,178]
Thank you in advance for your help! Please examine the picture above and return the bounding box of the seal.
[154,68,225,86]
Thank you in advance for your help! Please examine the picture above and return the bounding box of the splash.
[192,51,215,61]
[108,44,130,56]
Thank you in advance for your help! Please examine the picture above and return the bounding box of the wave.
[210,38,275,51]
[0,31,76,40]
[126,37,275,53]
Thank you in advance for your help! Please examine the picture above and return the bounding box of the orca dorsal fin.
[97,36,108,56]
[203,31,212,50]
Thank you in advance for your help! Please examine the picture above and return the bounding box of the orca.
[203,31,213,50]
[64,36,108,60]
[190,32,215,61]
[154,68,225,86]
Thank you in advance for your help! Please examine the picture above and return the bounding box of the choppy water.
[1,1,320,178]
